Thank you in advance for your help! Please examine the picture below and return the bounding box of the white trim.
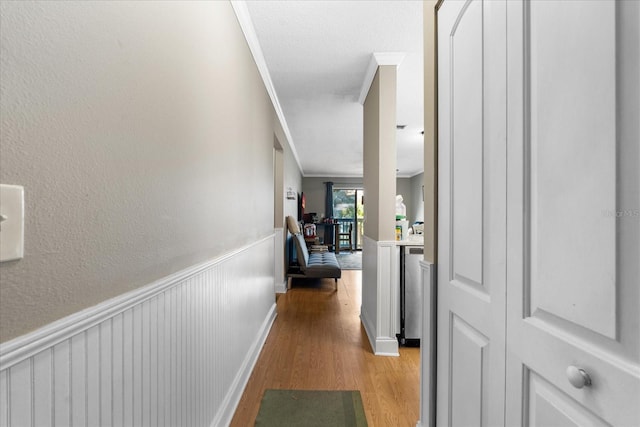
[0,234,275,370]
[360,236,400,357]
[275,280,288,294]
[361,310,399,357]
[304,172,422,179]
[274,226,287,293]
[332,183,364,190]
[274,227,287,293]
[419,261,437,427]
[376,241,400,357]
[374,338,401,357]
[361,235,378,351]
[303,173,364,178]
[213,303,277,427]
[230,1,304,175]
[360,310,377,353]
[358,52,406,104]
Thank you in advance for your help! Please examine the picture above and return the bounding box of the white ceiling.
[245,0,424,178]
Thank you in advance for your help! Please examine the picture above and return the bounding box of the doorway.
[332,188,364,250]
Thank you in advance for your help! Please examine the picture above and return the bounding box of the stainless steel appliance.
[398,245,423,346]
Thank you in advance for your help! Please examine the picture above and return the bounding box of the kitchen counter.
[395,235,424,246]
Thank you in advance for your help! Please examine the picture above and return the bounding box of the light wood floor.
[230,270,421,426]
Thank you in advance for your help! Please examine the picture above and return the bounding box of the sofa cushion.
[286,216,301,234]
[305,252,341,278]
[290,232,341,280]
[293,233,309,268]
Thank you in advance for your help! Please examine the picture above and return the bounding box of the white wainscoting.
[273,227,287,293]
[361,235,378,351]
[360,235,399,357]
[0,235,277,427]
[417,261,436,427]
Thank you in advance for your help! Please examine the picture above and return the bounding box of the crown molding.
[230,1,304,174]
[358,52,406,105]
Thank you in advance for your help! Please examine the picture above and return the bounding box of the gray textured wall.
[363,68,398,241]
[409,173,425,225]
[0,1,278,342]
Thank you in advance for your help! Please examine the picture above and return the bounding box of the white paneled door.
[436,0,507,425]
[437,0,640,426]
[505,1,639,426]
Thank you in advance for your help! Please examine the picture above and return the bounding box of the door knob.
[566,366,592,388]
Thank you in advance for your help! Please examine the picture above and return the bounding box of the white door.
[436,0,508,425]
[437,0,639,426]
[504,1,640,426]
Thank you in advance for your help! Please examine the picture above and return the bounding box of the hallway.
[231,270,420,426]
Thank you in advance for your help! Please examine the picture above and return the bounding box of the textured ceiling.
[246,0,424,177]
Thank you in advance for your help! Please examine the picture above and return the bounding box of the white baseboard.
[275,279,288,294]
[374,338,400,357]
[360,306,399,357]
[360,309,377,354]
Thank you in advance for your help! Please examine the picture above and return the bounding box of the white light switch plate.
[0,184,24,262]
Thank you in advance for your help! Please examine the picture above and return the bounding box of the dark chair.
[335,222,353,254]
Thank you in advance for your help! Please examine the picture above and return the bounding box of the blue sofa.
[287,217,341,289]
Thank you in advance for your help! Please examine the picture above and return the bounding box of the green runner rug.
[255,389,368,426]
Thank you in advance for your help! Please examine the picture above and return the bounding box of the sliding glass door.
[332,188,364,250]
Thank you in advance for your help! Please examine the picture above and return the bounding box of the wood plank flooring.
[230,270,421,426]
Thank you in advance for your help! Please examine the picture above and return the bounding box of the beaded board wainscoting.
[0,236,277,427]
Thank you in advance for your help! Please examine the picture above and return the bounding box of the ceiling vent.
[396,125,407,130]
